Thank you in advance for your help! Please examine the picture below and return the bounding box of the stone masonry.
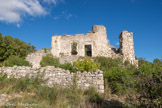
[26,49,51,68]
[51,25,138,66]
[118,31,138,65]
[0,66,104,93]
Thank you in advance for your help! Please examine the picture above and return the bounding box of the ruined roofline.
[52,25,106,38]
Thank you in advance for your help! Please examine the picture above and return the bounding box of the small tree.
[40,54,60,67]
[74,58,100,72]
[3,55,31,67]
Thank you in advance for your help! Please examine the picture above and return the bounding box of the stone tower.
[119,30,138,66]
[92,25,113,57]
[92,25,108,44]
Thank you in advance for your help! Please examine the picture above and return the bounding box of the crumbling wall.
[51,25,117,58]
[0,66,104,93]
[26,49,51,68]
[118,31,138,66]
[51,25,138,66]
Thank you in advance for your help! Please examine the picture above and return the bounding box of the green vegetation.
[0,33,35,61]
[94,57,134,94]
[71,42,78,55]
[0,71,104,108]
[94,56,162,107]
[0,33,161,107]
[40,54,60,67]
[74,58,100,72]
[0,33,35,67]
[3,55,31,67]
[59,63,78,73]
[0,56,161,107]
[40,56,100,72]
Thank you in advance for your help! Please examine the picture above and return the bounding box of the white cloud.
[43,0,64,5]
[53,11,72,20]
[16,23,20,28]
[0,0,63,23]
[66,13,72,20]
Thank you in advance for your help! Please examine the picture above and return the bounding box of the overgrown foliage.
[0,71,104,108]
[74,58,100,72]
[125,59,162,108]
[40,54,60,67]
[71,42,78,55]
[0,33,35,62]
[59,63,78,73]
[94,57,133,94]
[3,55,31,67]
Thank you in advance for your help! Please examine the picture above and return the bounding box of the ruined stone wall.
[59,55,80,64]
[51,33,95,57]
[51,25,117,58]
[26,49,51,68]
[119,31,138,66]
[0,66,104,93]
[51,25,138,66]
[92,25,118,57]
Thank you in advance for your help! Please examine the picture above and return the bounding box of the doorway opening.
[85,45,92,56]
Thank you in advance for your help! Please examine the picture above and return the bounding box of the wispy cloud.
[130,0,135,3]
[43,0,64,5]
[53,11,73,20]
[16,24,21,28]
[0,0,64,24]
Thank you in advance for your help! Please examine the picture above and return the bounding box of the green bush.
[94,56,135,95]
[3,55,31,67]
[104,67,134,94]
[94,56,122,72]
[59,63,78,73]
[74,58,100,72]
[135,70,162,108]
[125,58,162,108]
[71,42,78,55]
[40,54,60,67]
[0,34,35,62]
[84,87,104,103]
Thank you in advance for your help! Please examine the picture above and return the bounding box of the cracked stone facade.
[51,25,138,66]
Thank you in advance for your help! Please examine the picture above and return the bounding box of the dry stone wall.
[26,49,51,68]
[0,66,104,93]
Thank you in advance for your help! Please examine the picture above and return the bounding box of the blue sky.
[0,0,162,62]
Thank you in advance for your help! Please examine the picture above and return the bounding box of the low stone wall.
[26,49,51,68]
[0,66,104,93]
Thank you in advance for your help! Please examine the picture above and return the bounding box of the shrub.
[153,58,162,66]
[125,58,162,108]
[135,70,162,108]
[71,42,78,55]
[84,87,104,103]
[94,56,135,95]
[74,58,100,72]
[40,54,60,67]
[0,34,36,62]
[104,67,134,94]
[3,55,31,67]
[59,63,78,73]
[94,56,122,72]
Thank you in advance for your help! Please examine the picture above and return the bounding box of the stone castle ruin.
[51,25,138,66]
[0,25,138,93]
